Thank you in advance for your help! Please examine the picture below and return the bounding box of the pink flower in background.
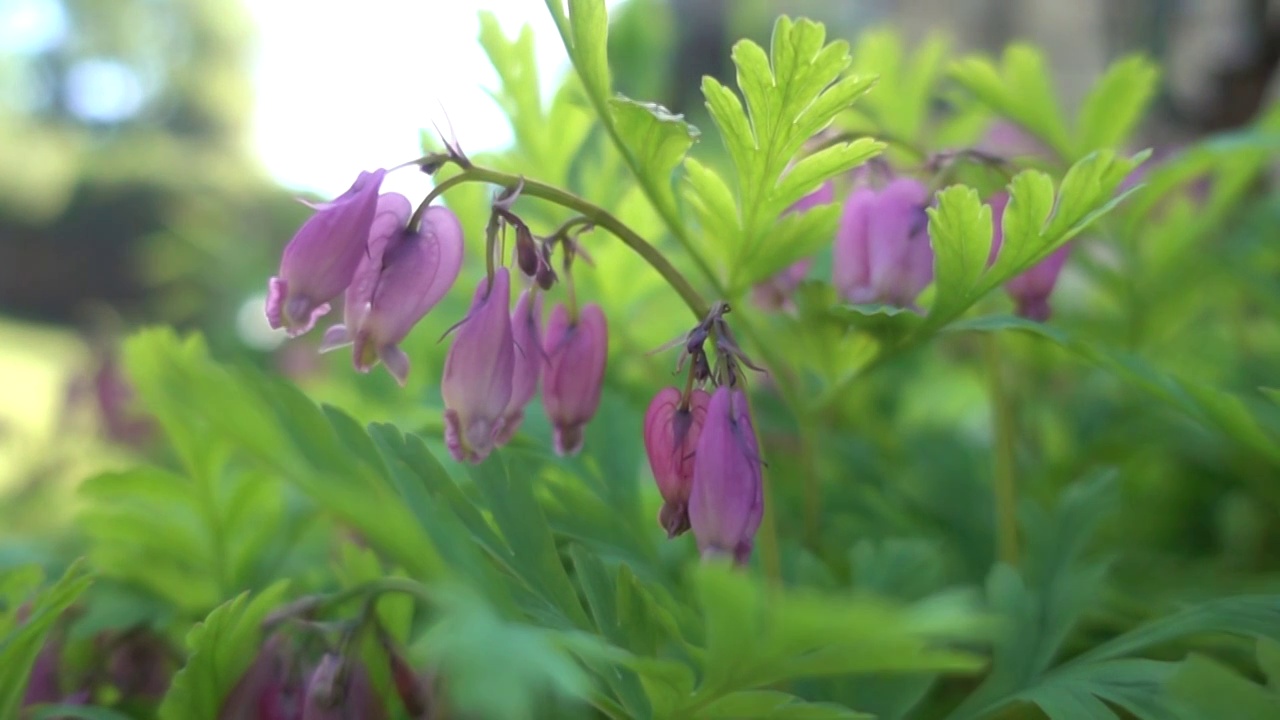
[542,303,608,456]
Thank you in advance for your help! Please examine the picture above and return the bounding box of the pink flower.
[988,192,1071,322]
[494,289,544,445]
[688,387,763,565]
[832,178,934,307]
[267,170,387,336]
[542,303,608,456]
[442,269,515,463]
[320,196,464,385]
[644,387,711,537]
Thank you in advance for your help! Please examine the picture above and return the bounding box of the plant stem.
[983,333,1020,566]
[428,166,711,319]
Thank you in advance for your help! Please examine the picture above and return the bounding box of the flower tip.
[379,345,410,386]
[658,500,691,538]
[266,277,287,330]
[553,425,585,457]
[319,325,351,353]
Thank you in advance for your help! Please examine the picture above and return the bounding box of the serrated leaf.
[0,562,92,720]
[926,185,992,324]
[157,582,289,720]
[1075,54,1160,152]
[951,44,1072,159]
[693,16,880,289]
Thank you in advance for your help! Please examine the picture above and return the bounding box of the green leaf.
[546,0,610,104]
[947,315,1280,469]
[690,16,880,290]
[1168,654,1280,720]
[1259,638,1280,689]
[610,95,700,213]
[1075,54,1160,152]
[28,707,138,720]
[0,562,92,720]
[697,690,872,719]
[426,586,591,720]
[158,582,289,720]
[851,30,949,145]
[925,184,993,324]
[468,451,591,630]
[950,44,1072,158]
[691,563,987,702]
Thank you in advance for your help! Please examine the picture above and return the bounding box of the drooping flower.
[644,387,711,537]
[688,387,763,565]
[267,169,387,336]
[752,181,836,310]
[494,289,543,445]
[987,192,1071,322]
[301,654,386,720]
[320,196,464,384]
[542,303,608,456]
[442,268,515,463]
[219,635,305,720]
[832,177,934,307]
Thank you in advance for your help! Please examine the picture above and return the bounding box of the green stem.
[430,166,710,319]
[983,334,1020,566]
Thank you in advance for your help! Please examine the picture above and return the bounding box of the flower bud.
[494,289,543,445]
[267,169,387,336]
[542,303,608,456]
[752,181,835,310]
[301,654,386,720]
[442,268,515,463]
[688,387,763,565]
[320,197,464,385]
[644,387,711,537]
[219,635,305,720]
[832,177,934,307]
[22,641,62,707]
[514,223,540,278]
[987,192,1071,322]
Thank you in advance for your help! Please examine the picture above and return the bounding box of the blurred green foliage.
[3,0,1280,718]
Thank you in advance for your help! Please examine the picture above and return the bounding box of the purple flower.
[832,177,934,307]
[644,387,710,538]
[442,269,515,463]
[301,654,386,720]
[219,635,305,720]
[320,196,464,385]
[267,169,387,336]
[542,303,608,456]
[688,387,763,565]
[494,289,543,445]
[752,181,836,311]
[988,192,1071,322]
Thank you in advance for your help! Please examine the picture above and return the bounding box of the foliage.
[5,1,1280,719]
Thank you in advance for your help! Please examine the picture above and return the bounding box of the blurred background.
[1,0,1277,538]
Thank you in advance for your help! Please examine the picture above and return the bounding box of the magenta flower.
[301,654,386,720]
[832,177,934,307]
[644,387,711,537]
[219,636,304,720]
[542,303,608,456]
[494,289,544,445]
[442,268,515,463]
[988,192,1071,321]
[752,181,836,310]
[320,196,464,385]
[688,387,763,565]
[267,169,387,336]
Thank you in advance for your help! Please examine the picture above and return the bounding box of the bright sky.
[246,0,625,200]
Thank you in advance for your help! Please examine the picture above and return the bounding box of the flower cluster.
[644,304,764,565]
[267,169,608,464]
